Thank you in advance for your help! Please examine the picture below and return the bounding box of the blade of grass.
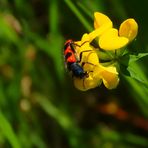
[48,0,65,82]
[34,93,73,130]
[109,0,128,19]
[77,1,105,19]
[124,133,148,146]
[0,112,21,148]
[34,93,85,148]
[100,127,148,146]
[64,0,93,32]
[77,2,93,19]
[49,0,59,34]
[123,76,148,117]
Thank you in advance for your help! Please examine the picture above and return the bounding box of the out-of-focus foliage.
[0,0,148,148]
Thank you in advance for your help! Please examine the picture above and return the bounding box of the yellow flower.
[75,33,99,66]
[73,65,102,91]
[99,65,119,89]
[73,33,119,91]
[89,12,138,50]
[74,34,102,91]
[70,12,138,91]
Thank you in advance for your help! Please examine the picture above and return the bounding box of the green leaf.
[127,62,148,87]
[120,52,148,67]
[129,53,148,64]
[120,52,148,86]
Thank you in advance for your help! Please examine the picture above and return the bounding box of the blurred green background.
[0,0,148,148]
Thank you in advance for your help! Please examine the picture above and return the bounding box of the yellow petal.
[94,12,113,29]
[75,36,98,66]
[73,73,101,91]
[74,33,90,46]
[88,22,112,41]
[99,28,129,50]
[119,18,138,42]
[73,65,102,91]
[100,66,119,89]
[81,33,90,42]
[74,77,91,91]
[85,50,99,66]
[75,43,94,65]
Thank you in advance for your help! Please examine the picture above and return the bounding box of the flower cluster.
[73,12,138,91]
